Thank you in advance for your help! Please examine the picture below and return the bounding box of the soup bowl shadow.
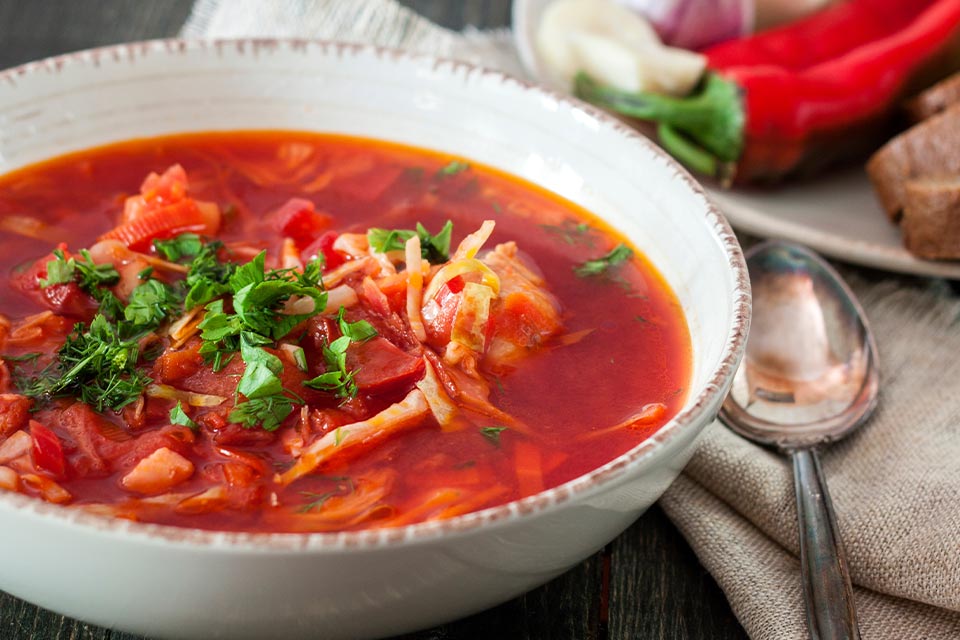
[0,40,750,640]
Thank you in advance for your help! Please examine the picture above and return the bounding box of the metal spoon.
[719,241,879,640]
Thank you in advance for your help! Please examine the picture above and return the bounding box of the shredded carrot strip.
[514,440,544,498]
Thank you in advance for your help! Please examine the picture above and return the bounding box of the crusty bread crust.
[907,72,960,122]
[902,178,960,259]
[866,103,960,221]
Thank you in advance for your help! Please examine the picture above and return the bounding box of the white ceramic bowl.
[0,40,749,640]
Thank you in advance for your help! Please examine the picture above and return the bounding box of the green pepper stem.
[574,72,745,166]
[656,123,718,177]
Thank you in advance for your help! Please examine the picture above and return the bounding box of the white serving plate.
[512,0,960,280]
[0,39,749,639]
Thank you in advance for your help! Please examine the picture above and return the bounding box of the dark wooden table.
[0,2,747,638]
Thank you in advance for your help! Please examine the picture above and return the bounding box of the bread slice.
[866,103,960,221]
[906,72,960,122]
[901,177,960,259]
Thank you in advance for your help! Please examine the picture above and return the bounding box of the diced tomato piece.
[347,337,425,394]
[272,198,332,250]
[302,231,345,270]
[140,164,188,203]
[0,394,32,437]
[29,420,66,479]
[152,340,205,384]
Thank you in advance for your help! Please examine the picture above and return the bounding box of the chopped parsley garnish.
[438,160,470,176]
[169,400,198,430]
[154,233,204,262]
[18,314,151,412]
[183,239,236,310]
[480,425,508,445]
[16,232,360,430]
[542,220,594,247]
[303,307,378,400]
[297,477,354,513]
[124,279,182,330]
[304,335,357,399]
[573,243,633,278]
[367,220,453,263]
[40,248,120,291]
[335,306,377,343]
[228,334,304,432]
[229,395,300,432]
[39,250,76,287]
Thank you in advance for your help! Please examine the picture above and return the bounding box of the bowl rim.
[0,37,751,552]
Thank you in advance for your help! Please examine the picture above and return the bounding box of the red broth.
[0,132,690,532]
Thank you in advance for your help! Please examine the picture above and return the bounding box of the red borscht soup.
[0,132,690,532]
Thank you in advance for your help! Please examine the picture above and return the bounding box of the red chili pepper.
[574,0,960,184]
[30,420,67,479]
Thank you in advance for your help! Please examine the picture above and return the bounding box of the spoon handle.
[791,448,860,640]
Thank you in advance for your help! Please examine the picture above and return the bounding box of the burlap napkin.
[182,2,960,637]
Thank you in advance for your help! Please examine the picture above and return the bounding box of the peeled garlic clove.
[536,0,706,96]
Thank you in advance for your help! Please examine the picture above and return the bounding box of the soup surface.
[0,132,690,532]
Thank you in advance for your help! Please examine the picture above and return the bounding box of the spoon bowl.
[722,242,879,448]
[720,241,879,640]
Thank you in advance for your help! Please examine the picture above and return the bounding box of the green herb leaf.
[336,306,377,343]
[75,249,120,291]
[184,240,235,309]
[438,160,470,176]
[236,334,284,400]
[416,220,453,263]
[367,228,416,254]
[154,233,204,262]
[124,279,182,330]
[367,220,453,263]
[39,249,76,288]
[297,490,336,513]
[304,335,357,399]
[229,395,297,432]
[480,425,508,445]
[169,400,198,430]
[573,243,633,278]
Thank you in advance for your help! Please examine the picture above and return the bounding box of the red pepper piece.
[575,0,960,184]
[30,419,67,479]
[301,231,345,270]
[272,198,333,250]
